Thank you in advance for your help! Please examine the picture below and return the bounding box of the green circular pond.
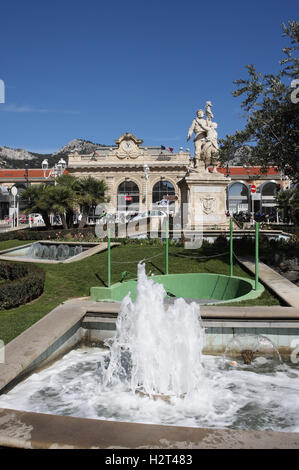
[91,273,264,305]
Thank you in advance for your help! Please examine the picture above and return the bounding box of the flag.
[161,145,174,153]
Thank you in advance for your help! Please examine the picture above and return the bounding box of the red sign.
[163,195,178,201]
[251,185,257,193]
[125,196,132,201]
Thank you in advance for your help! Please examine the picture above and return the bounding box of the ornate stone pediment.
[113,132,144,160]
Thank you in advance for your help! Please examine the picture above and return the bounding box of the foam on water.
[0,263,299,432]
[0,347,299,431]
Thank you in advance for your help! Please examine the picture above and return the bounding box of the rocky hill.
[0,139,107,169]
[52,139,105,156]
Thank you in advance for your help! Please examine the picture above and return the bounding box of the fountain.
[101,263,206,399]
[0,263,298,433]
[17,242,83,261]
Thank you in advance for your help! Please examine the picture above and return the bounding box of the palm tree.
[55,174,78,227]
[42,185,76,229]
[20,176,108,230]
[74,176,108,228]
[19,184,52,229]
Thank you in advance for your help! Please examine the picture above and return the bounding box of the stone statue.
[187,102,219,172]
[205,101,214,126]
[201,122,219,172]
[187,109,210,168]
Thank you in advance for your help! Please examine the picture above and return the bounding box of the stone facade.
[67,132,191,215]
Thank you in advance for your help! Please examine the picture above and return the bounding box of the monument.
[184,101,231,229]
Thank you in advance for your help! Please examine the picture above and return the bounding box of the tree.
[20,176,108,229]
[20,184,52,229]
[41,185,76,229]
[56,174,108,228]
[73,176,108,228]
[55,174,78,228]
[275,187,299,224]
[218,19,299,183]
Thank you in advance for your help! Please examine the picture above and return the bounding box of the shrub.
[0,262,45,310]
[0,227,95,242]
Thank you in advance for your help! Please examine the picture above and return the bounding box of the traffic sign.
[250,184,257,193]
[11,186,18,196]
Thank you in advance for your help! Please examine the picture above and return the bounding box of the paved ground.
[239,257,299,309]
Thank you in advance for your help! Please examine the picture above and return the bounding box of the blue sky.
[0,0,297,154]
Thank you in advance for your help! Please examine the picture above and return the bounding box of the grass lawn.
[0,239,281,344]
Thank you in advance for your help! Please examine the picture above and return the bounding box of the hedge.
[0,226,95,242]
[0,262,45,310]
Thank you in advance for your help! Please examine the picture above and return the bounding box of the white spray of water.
[102,263,206,397]
[1,263,299,431]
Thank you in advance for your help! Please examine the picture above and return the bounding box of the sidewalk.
[239,257,299,309]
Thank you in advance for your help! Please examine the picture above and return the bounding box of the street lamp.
[143,164,150,215]
[24,164,29,188]
[42,158,67,184]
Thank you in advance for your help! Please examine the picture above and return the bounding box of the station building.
[0,133,290,221]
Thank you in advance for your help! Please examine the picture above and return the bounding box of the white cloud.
[0,103,79,114]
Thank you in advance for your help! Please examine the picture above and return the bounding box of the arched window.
[117,181,139,212]
[261,182,278,197]
[261,182,279,216]
[152,181,175,208]
[227,182,249,214]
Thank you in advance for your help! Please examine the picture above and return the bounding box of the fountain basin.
[91,273,264,305]
[0,241,115,264]
[0,299,299,448]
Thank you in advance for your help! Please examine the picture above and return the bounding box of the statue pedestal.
[184,168,231,229]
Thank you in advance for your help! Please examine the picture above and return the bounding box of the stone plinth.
[184,168,230,229]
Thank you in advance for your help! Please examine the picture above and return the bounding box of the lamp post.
[11,186,18,228]
[143,164,150,215]
[24,164,29,188]
[42,158,67,185]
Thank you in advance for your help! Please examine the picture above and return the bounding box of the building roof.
[0,169,68,179]
[216,166,280,176]
[0,166,280,180]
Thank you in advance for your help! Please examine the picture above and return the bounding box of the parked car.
[131,210,167,221]
[30,213,44,224]
[19,214,34,224]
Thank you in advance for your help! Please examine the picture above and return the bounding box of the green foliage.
[72,176,108,227]
[20,175,108,230]
[218,19,299,182]
[19,184,52,228]
[0,226,95,242]
[0,262,45,311]
[275,187,299,223]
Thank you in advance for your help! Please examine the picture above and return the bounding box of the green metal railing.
[105,218,260,289]
[230,217,233,277]
[255,221,259,290]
